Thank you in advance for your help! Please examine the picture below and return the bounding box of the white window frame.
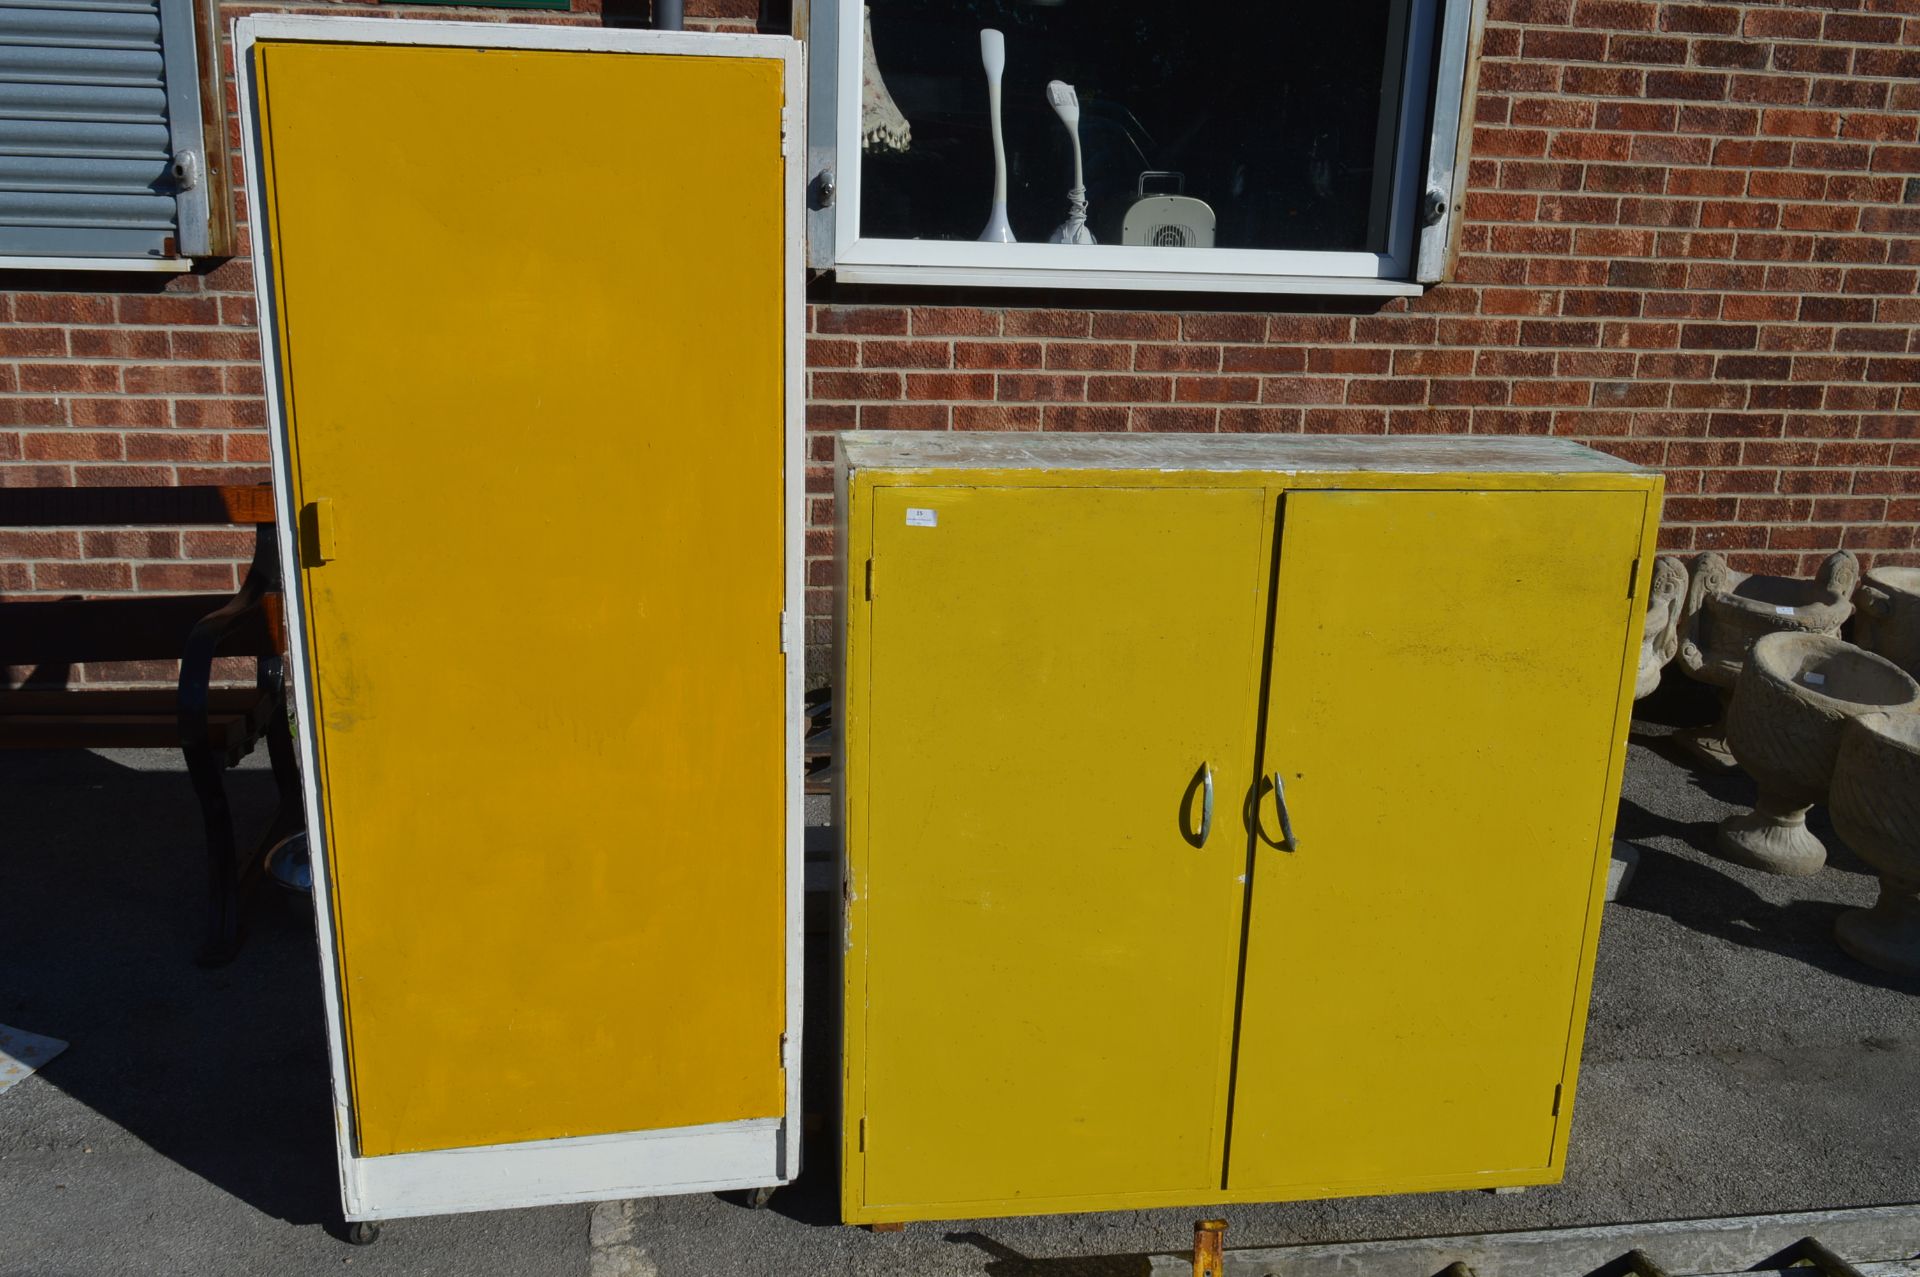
[805,0,1482,295]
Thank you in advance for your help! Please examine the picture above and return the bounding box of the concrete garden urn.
[1831,711,1920,977]
[1853,565,1920,677]
[1718,632,1920,876]
[1676,550,1859,768]
[1610,557,1693,902]
[1635,556,1689,700]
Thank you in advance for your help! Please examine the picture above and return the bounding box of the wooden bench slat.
[0,485,276,528]
[0,686,265,752]
[0,596,281,663]
[0,688,263,714]
[0,720,254,751]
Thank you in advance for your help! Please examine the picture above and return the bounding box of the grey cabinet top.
[837,432,1652,476]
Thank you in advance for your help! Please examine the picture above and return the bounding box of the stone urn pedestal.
[1854,565,1920,677]
[1831,712,1920,977]
[1677,551,1858,768]
[1717,632,1920,876]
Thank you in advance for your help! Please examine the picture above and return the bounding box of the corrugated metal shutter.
[0,0,207,261]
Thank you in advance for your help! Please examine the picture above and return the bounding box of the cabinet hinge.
[1627,557,1641,600]
[863,558,874,601]
[858,1117,868,1151]
[1552,1083,1563,1117]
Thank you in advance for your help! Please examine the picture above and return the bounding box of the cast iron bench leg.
[185,737,242,968]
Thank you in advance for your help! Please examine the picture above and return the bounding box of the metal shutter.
[0,0,208,262]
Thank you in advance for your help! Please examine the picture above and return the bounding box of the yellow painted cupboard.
[238,18,803,1224]
[834,432,1662,1224]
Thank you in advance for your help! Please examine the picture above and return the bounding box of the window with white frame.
[805,0,1480,295]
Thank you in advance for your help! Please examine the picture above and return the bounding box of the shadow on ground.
[1616,836,1920,996]
[943,1232,1152,1276]
[0,748,340,1228]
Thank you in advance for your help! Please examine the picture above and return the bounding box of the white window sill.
[830,261,1423,297]
[826,237,1422,297]
[0,256,193,273]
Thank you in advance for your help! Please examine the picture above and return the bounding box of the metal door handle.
[1270,773,1298,851]
[1197,763,1214,847]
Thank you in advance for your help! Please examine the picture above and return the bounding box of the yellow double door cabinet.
[837,433,1663,1223]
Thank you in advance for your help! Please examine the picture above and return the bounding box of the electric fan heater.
[1121,171,1215,248]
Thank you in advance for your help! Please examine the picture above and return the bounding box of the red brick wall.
[2,0,1916,680]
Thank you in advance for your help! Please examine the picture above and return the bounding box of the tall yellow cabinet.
[836,432,1662,1223]
[238,18,803,1223]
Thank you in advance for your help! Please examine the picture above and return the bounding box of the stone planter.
[1717,632,1920,876]
[1677,550,1859,768]
[1610,557,1692,903]
[1636,555,1688,700]
[1854,565,1920,677]
[1831,711,1920,977]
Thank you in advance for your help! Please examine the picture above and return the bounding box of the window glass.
[857,0,1416,254]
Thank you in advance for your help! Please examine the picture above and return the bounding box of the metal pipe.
[654,0,682,29]
[1193,1220,1226,1277]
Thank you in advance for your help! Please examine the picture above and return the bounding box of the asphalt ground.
[2,673,1916,1276]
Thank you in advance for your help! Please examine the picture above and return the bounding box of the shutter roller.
[0,0,208,261]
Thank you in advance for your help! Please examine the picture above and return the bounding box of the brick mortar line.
[1485,70,1920,82]
[810,375,1920,385]
[1478,162,1920,176]
[838,336,1919,345]
[1463,233,1916,244]
[814,416,1912,426]
[884,337,1912,350]
[1483,99,1920,119]
[814,366,1920,375]
[1474,181,1920,196]
[1479,57,1920,74]
[1478,28,1920,44]
[8,553,251,564]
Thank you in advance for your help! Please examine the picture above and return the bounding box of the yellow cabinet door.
[255,40,789,1158]
[848,484,1268,1219]
[1227,488,1647,1193]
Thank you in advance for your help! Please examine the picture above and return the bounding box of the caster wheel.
[347,1221,381,1246]
[747,1185,776,1210]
